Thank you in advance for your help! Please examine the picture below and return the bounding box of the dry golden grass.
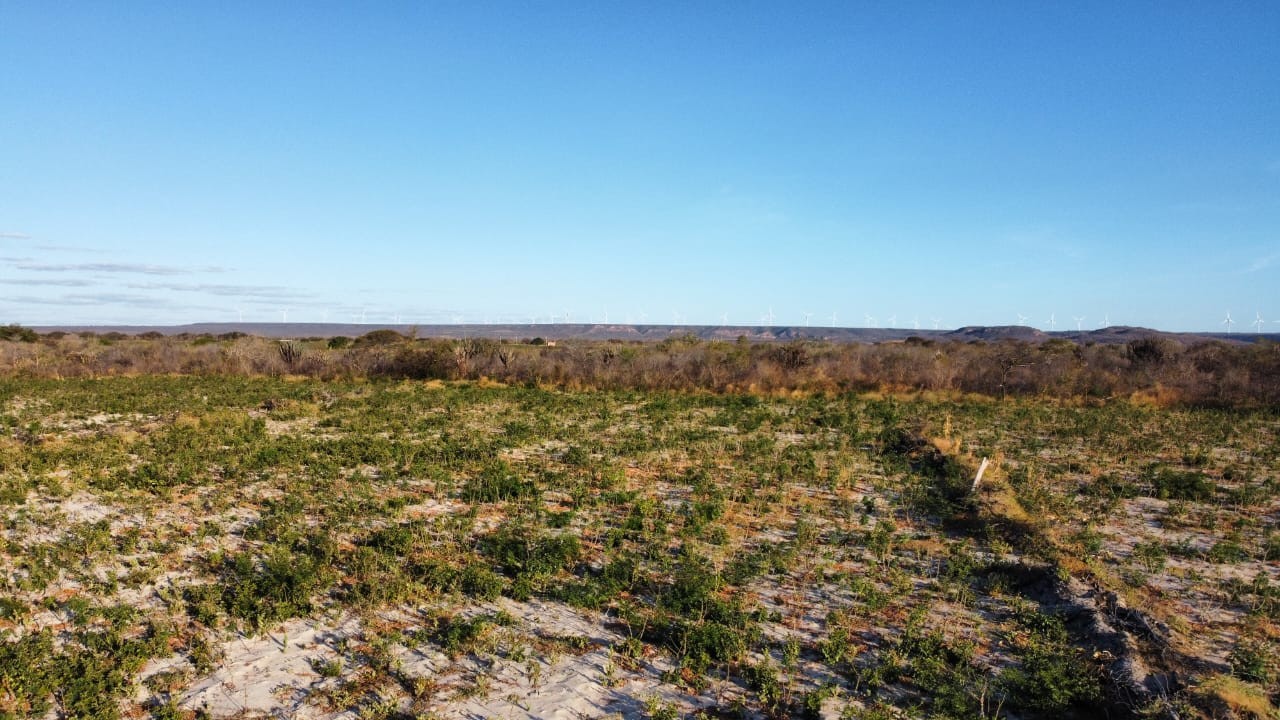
[1197,675,1278,719]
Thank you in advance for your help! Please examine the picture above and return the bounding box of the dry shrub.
[2,331,1278,408]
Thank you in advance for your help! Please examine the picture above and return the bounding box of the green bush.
[193,545,335,629]
[0,324,38,342]
[480,525,580,580]
[1229,638,1274,683]
[1147,467,1215,501]
[0,623,171,720]
[999,612,1100,714]
[460,563,506,600]
[353,329,404,347]
[462,460,538,503]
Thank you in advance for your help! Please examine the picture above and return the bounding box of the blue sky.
[2,2,1277,331]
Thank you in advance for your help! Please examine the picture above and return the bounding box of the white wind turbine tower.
[830,311,838,326]
[721,312,729,325]
[1073,316,1085,331]
[1222,311,1235,334]
[280,308,289,323]
[602,307,609,323]
[639,310,648,324]
[766,306,775,325]
[912,316,920,330]
[803,312,813,327]
[236,306,244,322]
[1046,313,1057,331]
[864,313,875,328]
[1253,311,1265,333]
[932,317,941,330]
[1016,313,1028,325]
[886,314,897,327]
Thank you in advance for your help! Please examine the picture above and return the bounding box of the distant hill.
[28,322,1279,345]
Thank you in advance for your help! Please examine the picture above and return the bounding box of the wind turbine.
[803,312,813,327]
[886,314,897,327]
[1222,311,1234,334]
[721,312,729,325]
[360,307,367,323]
[766,306,775,325]
[602,307,609,324]
[864,313,875,328]
[236,306,244,322]
[1253,311,1265,333]
[280,308,289,323]
[1073,316,1085,331]
[932,317,941,330]
[912,316,920,330]
[830,311,838,327]
[1046,313,1057,331]
[1016,313,1028,325]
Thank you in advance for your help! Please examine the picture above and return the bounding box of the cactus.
[277,340,303,366]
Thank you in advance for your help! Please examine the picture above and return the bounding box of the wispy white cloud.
[1,277,96,287]
[2,292,160,307]
[34,244,104,253]
[3,293,228,315]
[1247,250,1280,273]
[125,282,313,300]
[13,261,228,275]
[0,232,32,240]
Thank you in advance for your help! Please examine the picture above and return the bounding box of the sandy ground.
[134,599,702,720]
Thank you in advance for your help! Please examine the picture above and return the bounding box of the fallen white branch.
[972,457,990,492]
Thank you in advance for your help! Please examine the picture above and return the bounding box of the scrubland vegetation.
[3,326,1279,406]
[1,327,1278,718]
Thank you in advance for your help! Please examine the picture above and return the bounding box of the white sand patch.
[443,644,662,720]
[166,616,359,719]
[50,491,116,524]
[133,598,704,720]
[2,492,119,546]
[430,599,683,720]
[400,498,466,519]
